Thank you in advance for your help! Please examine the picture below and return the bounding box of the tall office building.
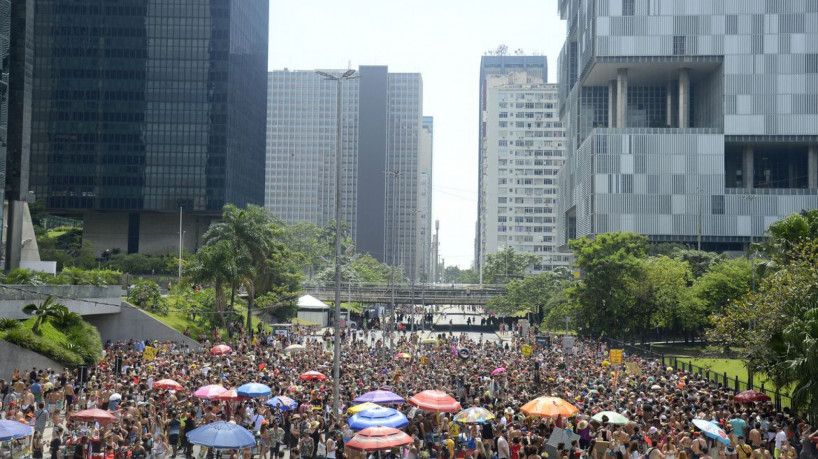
[417,116,434,281]
[25,1,269,255]
[479,73,570,274]
[476,55,547,272]
[557,0,818,249]
[266,66,429,280]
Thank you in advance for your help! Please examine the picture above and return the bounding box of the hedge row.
[4,326,85,367]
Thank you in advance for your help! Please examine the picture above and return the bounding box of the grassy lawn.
[141,296,272,342]
[668,356,791,405]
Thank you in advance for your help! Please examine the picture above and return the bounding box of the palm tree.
[203,204,276,337]
[22,296,68,334]
[188,240,236,326]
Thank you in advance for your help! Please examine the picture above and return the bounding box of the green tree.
[693,257,752,315]
[567,232,649,340]
[284,221,327,279]
[487,271,567,323]
[482,247,539,284]
[188,240,237,326]
[203,204,303,337]
[759,209,818,270]
[22,295,68,334]
[670,249,728,279]
[630,256,695,343]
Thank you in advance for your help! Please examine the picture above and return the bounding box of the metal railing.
[604,338,794,414]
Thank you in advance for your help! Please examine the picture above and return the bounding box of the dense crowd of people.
[1,308,817,459]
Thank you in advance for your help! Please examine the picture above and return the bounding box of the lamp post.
[316,69,358,416]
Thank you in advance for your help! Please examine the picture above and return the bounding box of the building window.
[712,195,725,215]
[623,0,635,16]
[673,36,686,55]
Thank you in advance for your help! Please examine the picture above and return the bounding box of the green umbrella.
[592,411,629,425]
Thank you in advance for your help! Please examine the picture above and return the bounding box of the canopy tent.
[297,295,330,327]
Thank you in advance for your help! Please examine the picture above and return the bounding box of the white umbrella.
[109,393,122,401]
[285,344,306,353]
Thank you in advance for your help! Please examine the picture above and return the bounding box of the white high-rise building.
[480,73,570,274]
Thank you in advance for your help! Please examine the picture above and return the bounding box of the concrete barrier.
[85,303,199,347]
[0,285,122,319]
[0,339,64,379]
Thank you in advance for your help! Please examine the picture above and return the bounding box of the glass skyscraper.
[557,0,818,250]
[26,1,268,254]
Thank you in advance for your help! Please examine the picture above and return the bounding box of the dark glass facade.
[0,0,9,215]
[28,0,267,215]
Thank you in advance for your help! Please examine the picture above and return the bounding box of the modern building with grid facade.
[476,56,547,272]
[265,67,429,281]
[557,0,818,250]
[25,1,268,255]
[480,76,570,274]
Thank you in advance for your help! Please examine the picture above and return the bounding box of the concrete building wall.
[0,285,122,319]
[84,304,199,346]
[0,340,63,378]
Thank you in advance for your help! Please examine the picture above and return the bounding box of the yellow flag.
[143,346,157,362]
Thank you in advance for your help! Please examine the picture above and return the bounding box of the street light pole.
[316,69,357,417]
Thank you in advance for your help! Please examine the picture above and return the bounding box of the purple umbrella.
[353,389,405,405]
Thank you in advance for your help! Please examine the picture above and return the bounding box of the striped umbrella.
[408,390,461,413]
[454,407,496,424]
[345,426,413,451]
[210,345,232,356]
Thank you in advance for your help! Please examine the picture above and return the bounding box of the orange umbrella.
[408,390,461,413]
[154,379,184,391]
[345,426,413,451]
[520,396,579,418]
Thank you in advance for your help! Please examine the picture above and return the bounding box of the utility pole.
[743,192,757,293]
[178,207,183,281]
[696,187,703,251]
[316,69,358,416]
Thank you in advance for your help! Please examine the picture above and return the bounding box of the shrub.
[4,326,84,367]
[5,268,48,285]
[0,318,21,331]
[65,321,102,365]
[127,280,167,313]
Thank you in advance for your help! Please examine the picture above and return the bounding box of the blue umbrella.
[0,420,33,441]
[348,406,409,431]
[186,421,256,449]
[266,396,298,411]
[237,383,272,398]
[692,419,730,446]
[353,390,405,405]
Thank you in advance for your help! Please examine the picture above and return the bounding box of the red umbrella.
[211,389,247,401]
[345,426,413,451]
[408,390,461,413]
[734,390,771,402]
[210,344,232,356]
[299,371,327,381]
[153,379,184,391]
[70,409,116,425]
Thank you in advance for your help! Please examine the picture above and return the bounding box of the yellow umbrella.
[520,396,579,418]
[421,338,438,344]
[348,402,380,414]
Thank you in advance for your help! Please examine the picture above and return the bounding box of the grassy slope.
[142,296,271,341]
[0,319,71,345]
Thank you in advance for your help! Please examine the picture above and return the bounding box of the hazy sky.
[268,0,566,268]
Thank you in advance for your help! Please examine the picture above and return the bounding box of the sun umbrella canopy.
[285,344,306,353]
[194,385,228,399]
[520,397,579,418]
[237,383,272,398]
[345,426,413,451]
[109,393,122,401]
[70,409,117,425]
[591,411,630,425]
[353,390,405,405]
[408,390,461,413]
[734,390,771,403]
[394,353,412,359]
[266,396,298,411]
[0,420,34,441]
[186,421,256,449]
[454,407,496,424]
[154,379,184,391]
[692,419,730,445]
[348,407,409,431]
[491,368,506,376]
[348,402,381,414]
[299,371,327,381]
[211,389,247,401]
[210,344,232,356]
[421,338,438,344]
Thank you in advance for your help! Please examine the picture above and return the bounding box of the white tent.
[296,295,330,327]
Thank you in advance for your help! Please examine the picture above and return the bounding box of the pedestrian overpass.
[302,282,506,305]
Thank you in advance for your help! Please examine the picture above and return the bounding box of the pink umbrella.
[154,379,184,391]
[491,368,506,376]
[194,384,227,399]
[210,344,232,356]
[211,389,247,401]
